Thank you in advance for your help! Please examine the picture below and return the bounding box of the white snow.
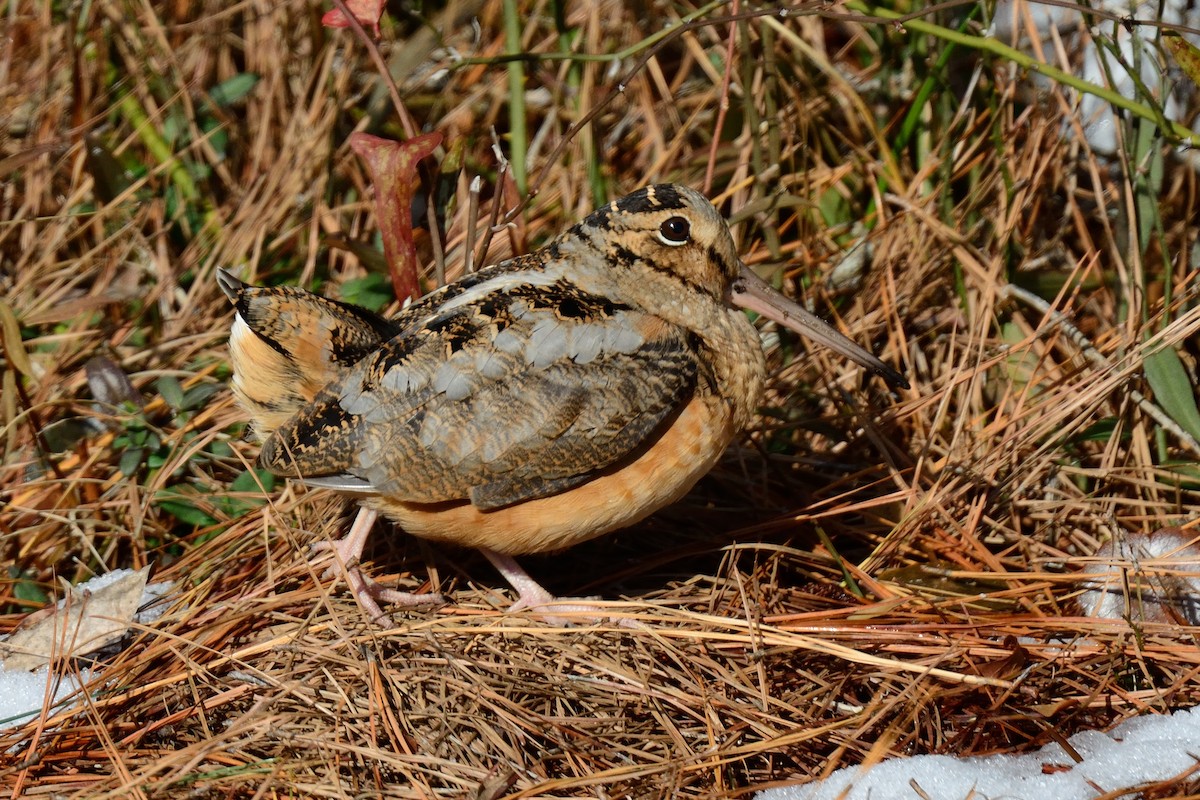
[0,667,92,731]
[756,706,1200,800]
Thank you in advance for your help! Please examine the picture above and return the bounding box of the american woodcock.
[219,184,907,621]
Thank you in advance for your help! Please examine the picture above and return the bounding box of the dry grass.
[3,0,1200,797]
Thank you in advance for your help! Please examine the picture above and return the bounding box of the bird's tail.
[216,268,397,439]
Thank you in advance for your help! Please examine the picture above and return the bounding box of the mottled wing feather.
[470,473,597,511]
[463,364,692,510]
[260,279,699,510]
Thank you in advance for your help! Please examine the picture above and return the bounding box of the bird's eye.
[657,216,691,246]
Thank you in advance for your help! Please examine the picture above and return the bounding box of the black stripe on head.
[706,244,737,281]
[651,263,708,297]
[582,205,613,230]
[609,243,639,269]
[614,184,688,214]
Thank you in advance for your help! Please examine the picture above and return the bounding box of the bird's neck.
[695,307,768,432]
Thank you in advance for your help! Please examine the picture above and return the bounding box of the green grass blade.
[1145,346,1200,441]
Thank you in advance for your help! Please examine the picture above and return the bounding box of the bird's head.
[575,184,908,389]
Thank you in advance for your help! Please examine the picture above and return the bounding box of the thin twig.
[465,175,482,274]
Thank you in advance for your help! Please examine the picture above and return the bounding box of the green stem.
[117,92,199,202]
[503,0,526,196]
[893,6,978,152]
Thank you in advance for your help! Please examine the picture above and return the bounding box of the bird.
[218,184,907,621]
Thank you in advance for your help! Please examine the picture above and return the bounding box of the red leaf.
[322,0,384,37]
[348,132,442,303]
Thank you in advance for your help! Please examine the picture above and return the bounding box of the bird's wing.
[259,278,699,510]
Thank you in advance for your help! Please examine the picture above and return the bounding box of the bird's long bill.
[730,266,909,390]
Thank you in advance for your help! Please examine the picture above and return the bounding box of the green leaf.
[209,73,260,107]
[340,273,393,313]
[216,468,276,518]
[157,375,185,411]
[11,570,48,605]
[230,468,275,494]
[42,417,103,452]
[1164,34,1200,90]
[157,500,219,527]
[0,299,33,376]
[1070,418,1123,444]
[155,486,220,527]
[1162,462,1200,491]
[84,136,135,204]
[818,186,851,228]
[205,123,229,159]
[181,382,219,412]
[1144,346,1200,440]
[161,107,185,147]
[118,447,144,477]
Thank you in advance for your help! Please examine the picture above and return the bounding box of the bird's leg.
[311,505,376,578]
[479,548,556,610]
[479,548,619,625]
[311,506,446,621]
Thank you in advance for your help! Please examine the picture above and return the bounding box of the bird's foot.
[507,595,627,627]
[481,548,640,628]
[311,507,445,622]
[340,564,447,624]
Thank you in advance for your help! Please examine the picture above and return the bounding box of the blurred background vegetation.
[3,0,1200,796]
